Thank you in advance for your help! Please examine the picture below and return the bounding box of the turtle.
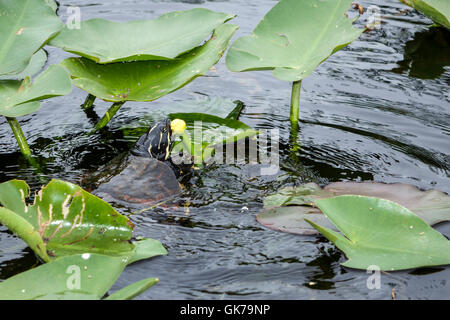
[89,118,190,206]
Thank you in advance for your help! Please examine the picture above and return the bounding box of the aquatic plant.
[51,9,239,131]
[0,0,71,158]
[0,0,62,76]
[121,99,258,167]
[226,0,364,132]
[0,65,72,158]
[257,182,450,235]
[400,0,450,29]
[0,179,167,262]
[307,195,450,271]
[0,253,159,300]
[168,112,258,166]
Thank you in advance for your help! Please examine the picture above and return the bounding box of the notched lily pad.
[60,24,238,102]
[0,253,159,300]
[50,8,235,63]
[0,64,72,118]
[0,0,63,76]
[0,50,48,81]
[168,112,258,164]
[307,195,450,271]
[257,182,450,235]
[226,0,364,81]
[0,179,166,262]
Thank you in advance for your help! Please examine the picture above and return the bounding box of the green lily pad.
[0,0,62,76]
[50,8,235,63]
[0,50,47,80]
[306,195,450,271]
[400,0,450,29]
[257,182,450,235]
[226,0,364,82]
[60,24,238,102]
[168,112,258,164]
[0,179,167,262]
[104,278,159,300]
[0,253,158,300]
[0,64,72,118]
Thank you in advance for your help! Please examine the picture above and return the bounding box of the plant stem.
[81,94,96,110]
[289,124,301,155]
[6,117,32,158]
[92,101,125,132]
[290,80,302,131]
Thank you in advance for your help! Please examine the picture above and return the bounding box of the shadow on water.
[392,27,450,79]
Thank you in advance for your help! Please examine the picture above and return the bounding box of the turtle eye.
[161,127,167,133]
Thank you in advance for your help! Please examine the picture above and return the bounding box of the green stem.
[6,117,32,158]
[92,101,125,132]
[81,94,96,110]
[289,124,301,155]
[6,117,46,178]
[290,80,302,131]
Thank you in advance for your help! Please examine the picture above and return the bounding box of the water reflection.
[392,27,450,79]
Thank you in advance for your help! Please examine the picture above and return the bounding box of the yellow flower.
[170,119,186,134]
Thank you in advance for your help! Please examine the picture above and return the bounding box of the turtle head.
[147,118,172,161]
[132,118,172,161]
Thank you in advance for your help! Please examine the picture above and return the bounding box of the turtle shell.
[94,155,181,205]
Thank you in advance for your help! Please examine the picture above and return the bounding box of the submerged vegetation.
[0,0,449,299]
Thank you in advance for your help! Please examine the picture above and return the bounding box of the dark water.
[0,0,449,299]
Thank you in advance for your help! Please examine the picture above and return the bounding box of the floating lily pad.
[0,179,167,262]
[226,0,364,81]
[0,0,63,76]
[0,253,158,300]
[50,8,235,63]
[105,278,159,300]
[400,0,450,29]
[60,24,238,102]
[168,112,258,164]
[0,50,47,80]
[0,64,72,118]
[257,182,450,235]
[307,195,450,271]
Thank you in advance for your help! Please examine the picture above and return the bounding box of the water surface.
[0,0,449,300]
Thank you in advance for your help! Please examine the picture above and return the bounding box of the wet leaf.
[0,253,158,300]
[0,64,72,118]
[60,24,238,102]
[0,207,49,261]
[257,182,450,235]
[50,8,235,63]
[306,195,450,271]
[128,238,168,265]
[0,179,167,262]
[400,0,450,29]
[121,98,245,139]
[0,50,47,80]
[0,0,62,76]
[168,112,258,164]
[226,0,363,81]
